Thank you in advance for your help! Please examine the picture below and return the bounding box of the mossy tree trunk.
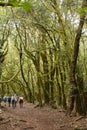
[19,43,32,102]
[56,66,62,105]
[41,51,50,104]
[34,52,43,107]
[49,49,55,102]
[69,0,87,115]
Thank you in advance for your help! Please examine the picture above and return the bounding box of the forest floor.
[0,102,87,130]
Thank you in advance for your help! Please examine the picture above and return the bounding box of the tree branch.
[0,2,13,7]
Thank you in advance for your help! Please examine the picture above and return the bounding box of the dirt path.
[0,102,87,130]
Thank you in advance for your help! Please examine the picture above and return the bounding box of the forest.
[0,1,87,129]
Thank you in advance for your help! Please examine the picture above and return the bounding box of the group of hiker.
[0,94,24,108]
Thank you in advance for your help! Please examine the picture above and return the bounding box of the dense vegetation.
[0,0,87,115]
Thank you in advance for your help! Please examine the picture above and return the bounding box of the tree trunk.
[69,0,87,115]
[19,44,32,102]
[49,49,55,102]
[41,51,50,104]
[34,52,43,107]
[56,66,62,105]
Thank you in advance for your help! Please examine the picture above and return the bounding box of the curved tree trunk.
[69,0,87,115]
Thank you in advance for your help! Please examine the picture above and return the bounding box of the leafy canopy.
[0,0,32,12]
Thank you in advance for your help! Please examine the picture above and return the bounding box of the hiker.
[19,96,23,108]
[3,95,7,106]
[11,94,18,108]
[7,96,11,107]
[14,94,18,107]
[11,95,15,108]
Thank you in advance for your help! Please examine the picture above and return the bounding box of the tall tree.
[69,0,87,115]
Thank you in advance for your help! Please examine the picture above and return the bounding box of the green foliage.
[9,0,32,11]
[10,0,19,7]
[21,2,32,12]
[78,7,87,15]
